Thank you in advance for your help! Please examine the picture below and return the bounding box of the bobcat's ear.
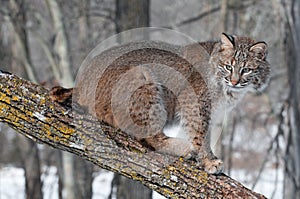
[249,42,267,60]
[220,33,235,50]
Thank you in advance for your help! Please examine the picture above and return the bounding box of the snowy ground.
[0,166,282,199]
[231,168,283,199]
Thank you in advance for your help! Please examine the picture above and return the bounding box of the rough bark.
[0,72,266,199]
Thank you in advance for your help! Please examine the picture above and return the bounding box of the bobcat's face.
[213,33,270,93]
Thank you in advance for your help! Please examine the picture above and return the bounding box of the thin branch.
[88,10,114,22]
[163,1,259,29]
[163,5,220,29]
[251,103,286,190]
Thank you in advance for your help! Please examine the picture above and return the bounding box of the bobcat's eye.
[225,65,232,71]
[241,67,252,75]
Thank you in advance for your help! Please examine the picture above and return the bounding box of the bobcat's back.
[75,41,212,137]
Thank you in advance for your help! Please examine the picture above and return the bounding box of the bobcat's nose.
[230,73,239,86]
[231,79,239,86]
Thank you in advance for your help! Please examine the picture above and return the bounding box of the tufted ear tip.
[220,33,235,50]
[249,42,268,59]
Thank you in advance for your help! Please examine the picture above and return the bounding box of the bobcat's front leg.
[180,101,223,174]
[183,125,223,173]
[195,139,223,174]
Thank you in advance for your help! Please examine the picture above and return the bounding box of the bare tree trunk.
[5,0,37,83]
[115,0,150,42]
[4,1,43,199]
[283,0,300,198]
[74,156,94,199]
[17,137,43,199]
[219,0,228,32]
[113,0,152,198]
[78,0,92,59]
[74,1,94,199]
[46,0,73,87]
[110,174,152,199]
[46,1,75,199]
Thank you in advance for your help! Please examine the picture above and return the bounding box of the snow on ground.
[231,168,283,199]
[0,166,114,199]
[42,167,59,199]
[92,171,114,199]
[0,166,283,199]
[0,167,25,199]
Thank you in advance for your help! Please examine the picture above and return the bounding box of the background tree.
[46,0,76,198]
[1,1,43,199]
[110,1,152,199]
[282,0,300,198]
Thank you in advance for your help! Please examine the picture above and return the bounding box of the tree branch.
[0,72,266,199]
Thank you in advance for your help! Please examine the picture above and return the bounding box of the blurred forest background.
[0,0,299,199]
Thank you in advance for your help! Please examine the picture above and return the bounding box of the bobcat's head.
[211,33,270,93]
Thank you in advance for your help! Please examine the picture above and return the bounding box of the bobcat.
[50,33,270,174]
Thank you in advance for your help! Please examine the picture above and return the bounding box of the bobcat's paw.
[203,159,223,174]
